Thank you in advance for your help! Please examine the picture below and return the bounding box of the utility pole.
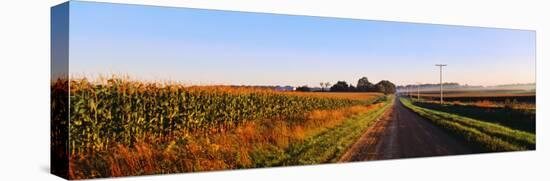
[410,86,413,98]
[410,85,413,99]
[416,82,420,100]
[435,64,447,104]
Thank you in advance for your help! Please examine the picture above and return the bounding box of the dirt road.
[339,97,472,162]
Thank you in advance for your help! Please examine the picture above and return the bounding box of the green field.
[412,100,535,133]
[400,98,535,152]
[415,89,535,104]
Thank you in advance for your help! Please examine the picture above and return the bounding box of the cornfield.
[67,78,379,154]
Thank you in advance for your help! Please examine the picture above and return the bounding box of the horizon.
[65,1,536,87]
[67,74,535,89]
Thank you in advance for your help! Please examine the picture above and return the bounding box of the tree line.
[296,77,396,95]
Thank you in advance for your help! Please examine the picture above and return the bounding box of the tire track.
[340,97,472,162]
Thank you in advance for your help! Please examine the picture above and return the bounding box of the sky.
[64,1,536,87]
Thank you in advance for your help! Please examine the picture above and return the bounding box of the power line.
[435,64,447,104]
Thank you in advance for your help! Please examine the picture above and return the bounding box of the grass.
[412,100,535,133]
[417,91,535,104]
[246,98,392,168]
[67,78,377,154]
[418,91,535,98]
[400,98,535,152]
[281,95,393,165]
[69,81,389,179]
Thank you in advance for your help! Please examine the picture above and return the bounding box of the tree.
[374,80,396,95]
[330,81,350,92]
[349,85,357,92]
[357,77,374,92]
[296,86,311,92]
[320,82,331,92]
[375,83,386,94]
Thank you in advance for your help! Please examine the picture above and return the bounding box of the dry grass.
[473,100,497,108]
[67,78,378,154]
[63,76,385,179]
[68,103,382,179]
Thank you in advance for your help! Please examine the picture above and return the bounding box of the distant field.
[417,89,534,97]
[401,98,535,151]
[291,92,384,101]
[412,89,536,103]
[413,100,535,133]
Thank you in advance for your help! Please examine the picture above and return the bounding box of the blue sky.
[66,1,536,86]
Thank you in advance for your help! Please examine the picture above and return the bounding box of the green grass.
[67,78,375,154]
[400,98,535,152]
[413,101,535,133]
[250,96,394,167]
